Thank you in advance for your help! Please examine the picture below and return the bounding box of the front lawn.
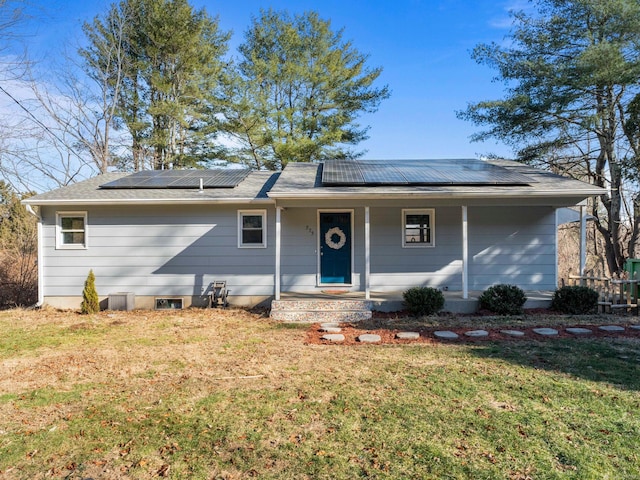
[0,308,639,479]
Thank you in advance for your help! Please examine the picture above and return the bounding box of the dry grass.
[1,307,640,479]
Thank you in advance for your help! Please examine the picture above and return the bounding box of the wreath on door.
[325,227,347,250]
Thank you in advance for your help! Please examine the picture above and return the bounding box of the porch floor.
[279,290,554,314]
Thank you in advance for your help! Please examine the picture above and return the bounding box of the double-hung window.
[56,212,87,249]
[238,210,267,248]
[402,209,435,247]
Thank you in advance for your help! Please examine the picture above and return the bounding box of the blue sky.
[19,0,521,159]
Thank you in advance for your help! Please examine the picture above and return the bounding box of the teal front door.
[319,212,352,284]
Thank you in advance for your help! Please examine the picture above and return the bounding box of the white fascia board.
[23,198,276,206]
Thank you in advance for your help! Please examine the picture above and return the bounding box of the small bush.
[403,286,445,316]
[479,284,527,315]
[80,270,100,314]
[551,285,599,314]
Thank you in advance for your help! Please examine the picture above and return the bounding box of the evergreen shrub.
[403,286,445,317]
[81,269,100,314]
[551,285,599,314]
[479,284,527,315]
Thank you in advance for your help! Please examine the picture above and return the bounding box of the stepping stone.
[319,327,342,333]
[357,334,381,343]
[396,331,420,340]
[500,329,525,337]
[630,325,640,330]
[566,327,593,335]
[599,325,625,332]
[533,328,558,336]
[434,330,459,340]
[464,330,489,338]
[321,334,344,342]
[320,322,340,329]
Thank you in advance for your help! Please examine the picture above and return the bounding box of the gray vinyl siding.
[369,206,462,291]
[468,206,556,290]
[277,204,556,293]
[40,203,557,301]
[40,204,276,298]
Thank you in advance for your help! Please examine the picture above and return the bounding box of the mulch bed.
[305,319,640,346]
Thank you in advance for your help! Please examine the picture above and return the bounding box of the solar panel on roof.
[100,169,251,189]
[321,159,533,186]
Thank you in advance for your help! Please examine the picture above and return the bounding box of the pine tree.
[223,9,390,170]
[81,270,100,314]
[458,0,640,274]
[81,0,230,170]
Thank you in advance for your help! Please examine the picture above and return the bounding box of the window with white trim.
[238,210,267,248]
[56,212,87,249]
[402,209,435,247]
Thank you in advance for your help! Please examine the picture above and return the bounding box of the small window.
[402,209,435,247]
[56,212,87,249]
[238,210,267,248]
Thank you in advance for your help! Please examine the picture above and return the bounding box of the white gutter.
[267,189,605,201]
[25,205,44,307]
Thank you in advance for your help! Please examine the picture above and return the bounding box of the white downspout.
[26,204,44,307]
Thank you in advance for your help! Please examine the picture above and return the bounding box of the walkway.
[311,322,640,345]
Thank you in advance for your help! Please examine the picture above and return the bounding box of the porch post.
[365,206,371,300]
[275,206,282,300]
[462,205,469,299]
[579,204,587,276]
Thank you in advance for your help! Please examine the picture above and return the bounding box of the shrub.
[403,286,445,316]
[551,285,599,314]
[80,269,100,314]
[479,284,527,315]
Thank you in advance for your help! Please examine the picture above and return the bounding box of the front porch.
[269,290,554,321]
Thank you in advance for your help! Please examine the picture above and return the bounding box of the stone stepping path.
[566,327,593,335]
[317,323,636,344]
[434,330,459,340]
[321,333,345,342]
[533,328,559,336]
[396,332,420,340]
[320,322,340,329]
[319,326,342,333]
[599,325,625,332]
[500,329,525,337]
[358,334,381,343]
[465,330,489,338]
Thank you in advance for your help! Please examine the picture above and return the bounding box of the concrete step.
[270,299,373,311]
[270,309,372,323]
[270,299,373,323]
